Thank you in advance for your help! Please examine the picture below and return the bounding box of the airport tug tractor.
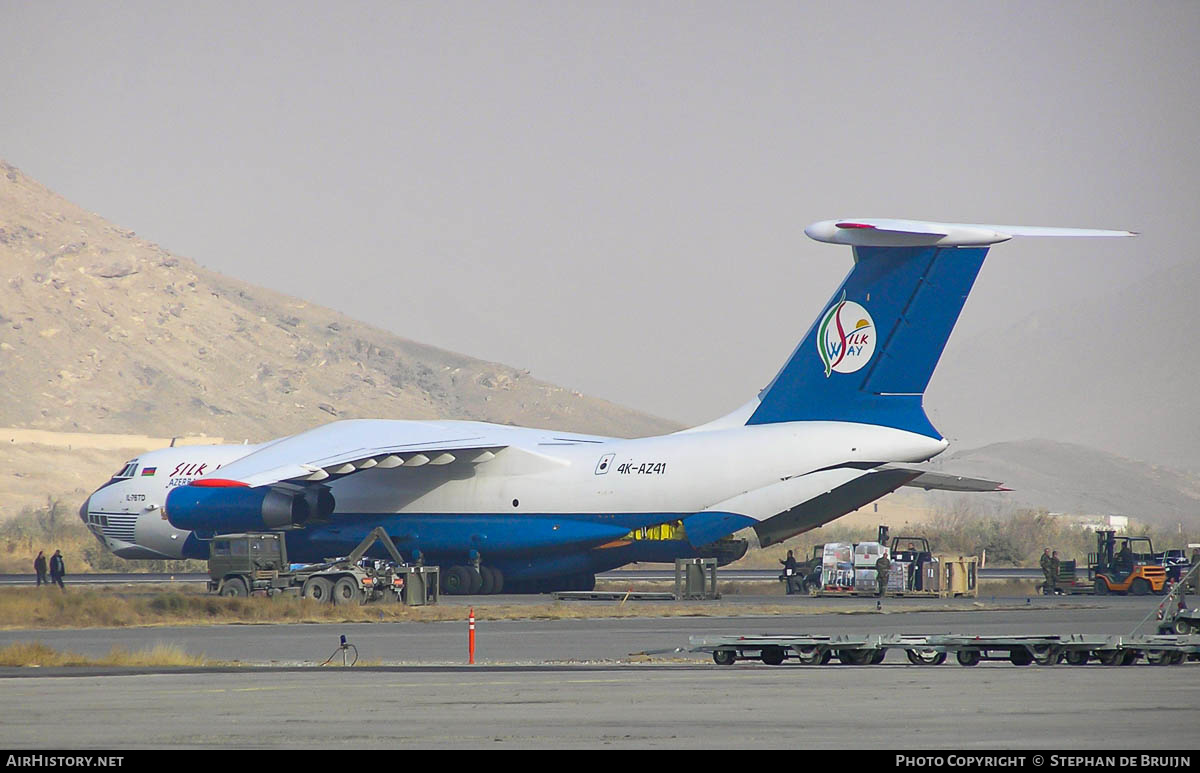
[1090,529,1167,596]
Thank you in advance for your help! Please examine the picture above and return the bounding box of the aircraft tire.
[331,576,363,606]
[218,577,248,597]
[466,567,483,595]
[442,566,470,595]
[301,576,334,603]
[489,567,505,594]
[478,567,496,595]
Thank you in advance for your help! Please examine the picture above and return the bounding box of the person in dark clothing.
[1050,551,1062,594]
[780,550,800,595]
[48,550,65,590]
[875,554,890,597]
[33,551,47,587]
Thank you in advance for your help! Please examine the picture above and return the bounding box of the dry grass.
[0,585,1035,630]
[0,640,211,667]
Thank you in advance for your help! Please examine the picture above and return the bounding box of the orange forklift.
[1090,529,1168,596]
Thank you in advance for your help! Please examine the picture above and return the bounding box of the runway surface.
[2,663,1197,749]
[0,567,1042,585]
[0,597,1195,748]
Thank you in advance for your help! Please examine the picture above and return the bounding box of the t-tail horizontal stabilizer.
[747,219,1135,438]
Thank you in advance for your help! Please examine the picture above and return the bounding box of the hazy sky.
[3,1,1197,427]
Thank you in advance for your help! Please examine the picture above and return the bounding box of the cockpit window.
[112,461,139,480]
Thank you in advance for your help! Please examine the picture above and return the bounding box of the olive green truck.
[207,527,439,605]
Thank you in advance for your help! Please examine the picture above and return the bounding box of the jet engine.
[165,483,334,533]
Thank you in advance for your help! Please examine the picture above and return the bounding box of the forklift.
[1090,529,1168,596]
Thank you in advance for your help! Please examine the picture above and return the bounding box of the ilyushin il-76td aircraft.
[82,218,1133,593]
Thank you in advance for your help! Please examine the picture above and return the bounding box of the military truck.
[208,527,438,605]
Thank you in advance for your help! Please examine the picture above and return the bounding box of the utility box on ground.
[397,565,440,606]
[675,558,719,600]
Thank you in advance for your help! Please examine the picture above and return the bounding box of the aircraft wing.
[195,419,508,488]
[885,466,1010,492]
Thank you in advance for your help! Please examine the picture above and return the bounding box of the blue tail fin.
[747,245,988,438]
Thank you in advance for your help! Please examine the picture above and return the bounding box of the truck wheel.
[713,649,736,666]
[332,576,363,606]
[478,567,496,595]
[760,646,786,666]
[1130,578,1151,596]
[301,576,334,603]
[218,577,248,597]
[1009,648,1034,666]
[956,650,981,667]
[1173,619,1192,635]
[906,649,946,666]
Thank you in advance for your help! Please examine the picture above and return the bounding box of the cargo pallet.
[690,632,1200,667]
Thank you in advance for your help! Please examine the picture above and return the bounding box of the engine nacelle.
[165,484,334,533]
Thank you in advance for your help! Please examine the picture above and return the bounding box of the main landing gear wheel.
[713,649,737,666]
[301,576,333,603]
[332,576,363,606]
[477,567,496,595]
[906,649,947,666]
[956,650,981,667]
[465,567,483,595]
[442,566,472,595]
[483,566,504,594]
[218,577,248,597]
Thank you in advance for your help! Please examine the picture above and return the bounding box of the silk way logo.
[817,292,876,377]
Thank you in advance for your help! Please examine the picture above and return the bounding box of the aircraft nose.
[78,495,91,524]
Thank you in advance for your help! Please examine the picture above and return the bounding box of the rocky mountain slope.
[0,159,679,444]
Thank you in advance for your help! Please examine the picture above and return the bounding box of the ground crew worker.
[33,551,47,587]
[875,554,890,597]
[780,550,800,595]
[48,550,65,590]
[1040,548,1054,595]
[1050,550,1062,594]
